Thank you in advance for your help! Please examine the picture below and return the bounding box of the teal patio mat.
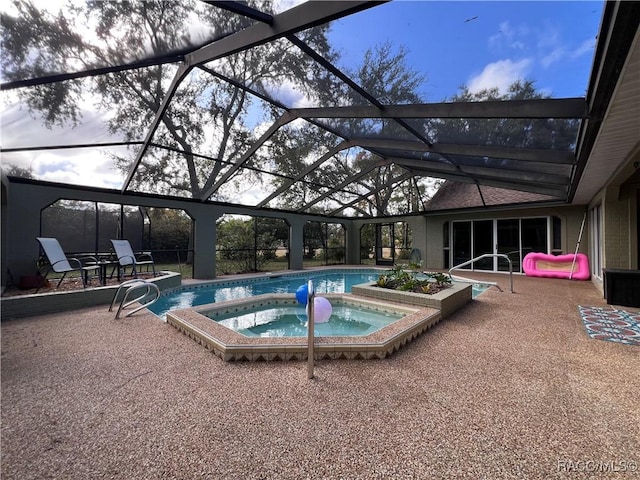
[578,306,640,346]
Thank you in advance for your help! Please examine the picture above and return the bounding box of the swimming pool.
[150,268,489,319]
[150,269,384,318]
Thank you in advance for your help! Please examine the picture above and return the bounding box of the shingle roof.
[425,181,557,211]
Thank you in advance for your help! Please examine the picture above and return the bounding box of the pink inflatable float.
[522,252,590,280]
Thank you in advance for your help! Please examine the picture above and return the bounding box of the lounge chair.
[36,237,101,291]
[110,239,156,278]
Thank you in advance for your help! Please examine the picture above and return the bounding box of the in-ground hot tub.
[208,299,405,337]
[167,293,441,361]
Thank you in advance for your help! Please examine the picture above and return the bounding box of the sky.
[328,1,603,101]
[1,1,605,189]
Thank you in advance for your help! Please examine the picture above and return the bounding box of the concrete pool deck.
[2,272,638,479]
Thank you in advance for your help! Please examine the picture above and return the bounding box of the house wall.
[406,216,428,264]
[423,205,589,271]
[588,148,640,288]
[602,186,633,269]
[602,176,639,270]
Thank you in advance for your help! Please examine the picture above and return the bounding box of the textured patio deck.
[2,273,638,479]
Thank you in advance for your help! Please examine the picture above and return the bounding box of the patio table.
[89,260,120,285]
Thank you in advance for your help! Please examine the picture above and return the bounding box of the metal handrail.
[307,280,315,380]
[448,253,514,293]
[109,279,160,318]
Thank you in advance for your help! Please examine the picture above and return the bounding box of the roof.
[425,181,557,212]
[1,1,639,219]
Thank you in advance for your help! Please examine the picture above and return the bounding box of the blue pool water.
[149,269,384,318]
[149,269,489,319]
[208,304,403,337]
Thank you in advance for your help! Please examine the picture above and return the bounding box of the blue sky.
[328,1,604,101]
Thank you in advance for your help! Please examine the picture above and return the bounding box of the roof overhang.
[570,1,640,204]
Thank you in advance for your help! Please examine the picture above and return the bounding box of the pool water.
[473,284,490,297]
[149,269,490,318]
[150,269,383,318]
[208,304,404,337]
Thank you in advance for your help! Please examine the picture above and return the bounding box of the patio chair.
[36,237,101,291]
[110,239,156,278]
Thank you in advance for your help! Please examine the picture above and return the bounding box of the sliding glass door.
[473,220,493,270]
[452,217,549,273]
[497,219,520,272]
[452,221,472,269]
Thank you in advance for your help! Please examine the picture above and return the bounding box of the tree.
[1,1,336,200]
[360,224,375,261]
[303,221,325,260]
[216,215,283,273]
[146,208,192,263]
[1,163,34,178]
[336,42,426,215]
[269,42,432,216]
[437,80,579,150]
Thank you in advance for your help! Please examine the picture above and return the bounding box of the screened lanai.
[2,0,628,212]
[2,0,639,283]
[3,6,640,478]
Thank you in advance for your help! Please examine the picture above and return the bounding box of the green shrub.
[375,265,452,295]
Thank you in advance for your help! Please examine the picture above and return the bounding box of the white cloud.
[489,21,530,51]
[1,100,123,149]
[537,24,560,50]
[1,103,125,189]
[485,18,596,79]
[467,58,532,94]
[273,0,306,14]
[489,22,513,48]
[1,99,128,188]
[571,38,596,59]
[536,24,596,69]
[262,78,313,108]
[540,47,565,68]
[20,150,123,189]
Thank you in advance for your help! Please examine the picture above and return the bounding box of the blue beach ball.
[295,284,308,305]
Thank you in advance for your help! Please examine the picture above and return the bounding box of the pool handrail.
[109,279,160,318]
[448,254,514,293]
[307,280,315,379]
